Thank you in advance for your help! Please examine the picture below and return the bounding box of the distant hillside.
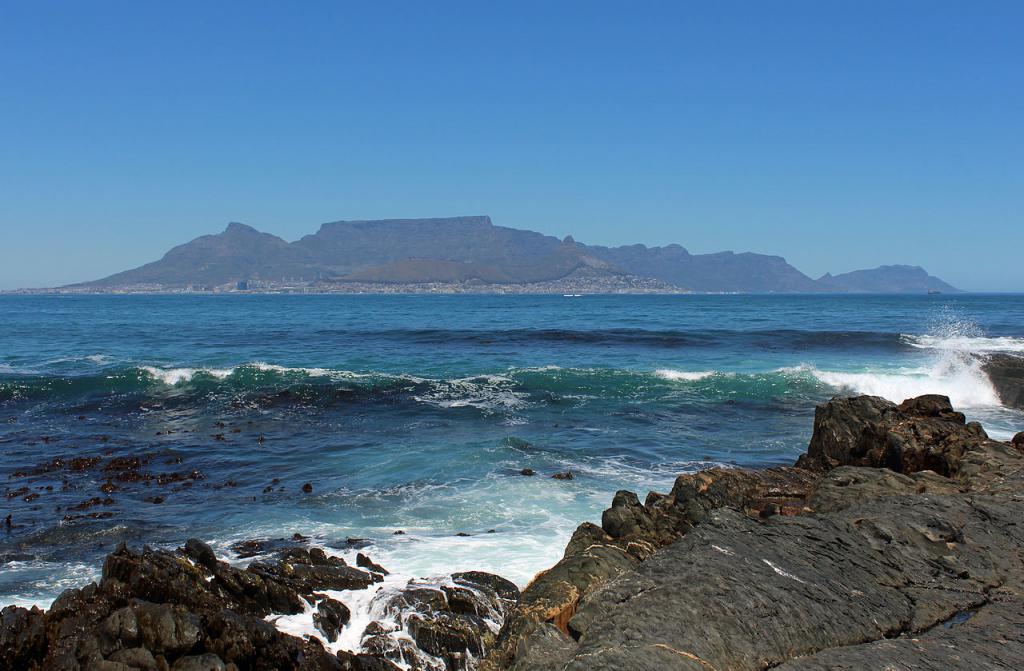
[817,265,961,294]
[86,222,319,286]
[583,243,823,293]
[75,216,960,293]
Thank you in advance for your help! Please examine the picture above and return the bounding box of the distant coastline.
[45,216,961,295]
[2,285,970,296]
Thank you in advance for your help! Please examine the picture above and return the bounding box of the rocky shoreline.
[4,393,1024,670]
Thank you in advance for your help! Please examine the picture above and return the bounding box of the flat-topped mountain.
[75,216,960,293]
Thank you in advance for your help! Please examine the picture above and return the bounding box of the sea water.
[1,294,1022,622]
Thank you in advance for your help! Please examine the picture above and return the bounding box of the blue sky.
[1,1,1021,291]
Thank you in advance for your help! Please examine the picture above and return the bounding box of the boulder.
[796,394,994,476]
[313,598,350,643]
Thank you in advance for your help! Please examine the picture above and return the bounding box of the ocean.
[2,293,1023,612]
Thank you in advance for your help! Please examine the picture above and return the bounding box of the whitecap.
[654,369,716,382]
[808,357,1001,409]
[904,334,1024,354]
[140,366,233,385]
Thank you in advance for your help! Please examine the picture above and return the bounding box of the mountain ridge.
[74,216,961,293]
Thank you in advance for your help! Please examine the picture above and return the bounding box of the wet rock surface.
[982,352,1024,409]
[483,394,1024,670]
[0,533,514,670]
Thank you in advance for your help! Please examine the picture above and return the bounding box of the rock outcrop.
[484,394,1024,670]
[0,537,515,671]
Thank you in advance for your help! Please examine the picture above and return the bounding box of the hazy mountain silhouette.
[78,216,960,293]
[817,265,960,293]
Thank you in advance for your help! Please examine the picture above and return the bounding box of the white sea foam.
[250,362,337,377]
[809,364,1001,409]
[413,374,529,413]
[654,369,717,382]
[140,366,233,385]
[904,334,1024,353]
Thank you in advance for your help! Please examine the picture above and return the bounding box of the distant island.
[21,216,960,294]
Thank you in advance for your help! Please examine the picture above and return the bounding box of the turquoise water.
[1,294,1022,607]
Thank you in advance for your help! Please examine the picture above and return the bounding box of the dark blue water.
[2,294,1023,607]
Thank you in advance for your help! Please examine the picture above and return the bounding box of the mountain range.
[77,216,960,293]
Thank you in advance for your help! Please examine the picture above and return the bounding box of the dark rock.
[170,653,226,670]
[796,393,993,477]
[519,469,535,476]
[355,553,388,575]
[301,483,313,494]
[981,353,1024,409]
[452,572,520,605]
[407,611,490,668]
[1,539,347,670]
[506,623,574,671]
[108,645,158,669]
[229,535,307,559]
[183,538,218,570]
[313,598,350,643]
[247,547,378,593]
[336,650,403,670]
[1012,431,1024,450]
[0,605,47,670]
[132,602,202,655]
[551,472,573,480]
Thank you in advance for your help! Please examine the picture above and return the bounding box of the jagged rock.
[0,605,47,670]
[248,548,379,594]
[355,553,388,575]
[313,598,350,643]
[365,574,517,671]
[1,540,354,670]
[796,393,995,476]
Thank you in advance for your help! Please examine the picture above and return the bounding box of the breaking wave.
[0,346,1014,412]
[903,333,1024,354]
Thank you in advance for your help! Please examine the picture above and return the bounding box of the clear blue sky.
[1,1,1021,291]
